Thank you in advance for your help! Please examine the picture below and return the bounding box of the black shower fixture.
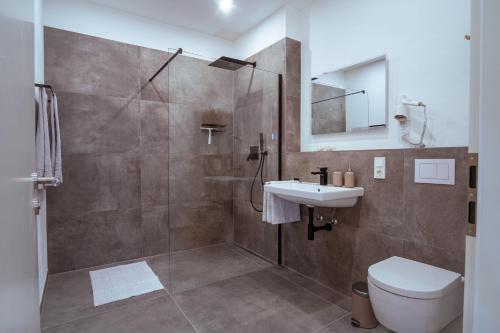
[209,56,256,71]
[249,133,267,213]
[148,48,182,82]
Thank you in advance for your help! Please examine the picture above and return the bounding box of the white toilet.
[368,256,463,333]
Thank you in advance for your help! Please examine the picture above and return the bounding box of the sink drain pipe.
[307,206,333,241]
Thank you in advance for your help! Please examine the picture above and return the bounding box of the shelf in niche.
[200,123,226,132]
[200,123,226,144]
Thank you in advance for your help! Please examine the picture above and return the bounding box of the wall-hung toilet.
[368,256,463,333]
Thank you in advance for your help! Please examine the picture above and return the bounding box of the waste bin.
[351,281,378,328]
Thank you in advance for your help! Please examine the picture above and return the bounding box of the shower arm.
[148,48,183,82]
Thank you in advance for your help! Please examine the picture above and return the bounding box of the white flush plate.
[415,159,455,185]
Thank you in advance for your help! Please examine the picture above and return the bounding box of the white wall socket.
[374,157,386,179]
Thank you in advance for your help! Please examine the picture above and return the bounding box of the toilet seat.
[368,256,462,299]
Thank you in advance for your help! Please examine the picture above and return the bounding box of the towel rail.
[31,173,59,187]
[34,83,59,187]
[35,83,54,94]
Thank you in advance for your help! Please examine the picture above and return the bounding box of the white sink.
[264,181,364,208]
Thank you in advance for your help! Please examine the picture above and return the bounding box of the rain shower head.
[208,56,256,71]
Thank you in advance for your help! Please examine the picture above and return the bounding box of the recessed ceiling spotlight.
[218,0,234,14]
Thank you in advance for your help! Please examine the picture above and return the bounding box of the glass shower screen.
[166,51,280,293]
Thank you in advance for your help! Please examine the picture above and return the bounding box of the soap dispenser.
[344,164,355,188]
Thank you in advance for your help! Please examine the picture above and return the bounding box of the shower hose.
[250,152,266,212]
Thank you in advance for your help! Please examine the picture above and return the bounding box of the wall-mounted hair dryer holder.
[395,96,428,148]
[394,95,426,122]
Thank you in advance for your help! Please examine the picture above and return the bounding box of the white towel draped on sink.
[262,190,300,224]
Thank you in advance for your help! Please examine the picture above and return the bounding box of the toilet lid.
[368,256,462,299]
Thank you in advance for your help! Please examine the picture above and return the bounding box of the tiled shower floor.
[41,243,459,333]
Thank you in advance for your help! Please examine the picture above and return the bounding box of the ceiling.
[86,0,313,41]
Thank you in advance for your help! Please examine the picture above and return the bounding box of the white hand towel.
[51,93,63,184]
[35,87,52,177]
[262,191,300,224]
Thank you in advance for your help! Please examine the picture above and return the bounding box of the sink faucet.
[311,167,328,185]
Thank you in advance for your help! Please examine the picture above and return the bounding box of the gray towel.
[35,87,52,177]
[50,93,63,184]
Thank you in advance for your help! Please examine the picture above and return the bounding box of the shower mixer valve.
[247,146,260,161]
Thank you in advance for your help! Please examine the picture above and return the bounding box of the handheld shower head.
[259,133,265,153]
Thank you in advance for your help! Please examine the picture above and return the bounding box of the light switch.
[415,159,455,185]
[374,157,386,179]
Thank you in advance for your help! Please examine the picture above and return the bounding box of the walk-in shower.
[43,29,284,298]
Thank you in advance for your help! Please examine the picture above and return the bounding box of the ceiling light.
[218,0,234,14]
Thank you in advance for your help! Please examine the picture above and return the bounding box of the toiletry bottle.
[344,164,355,188]
[333,172,343,187]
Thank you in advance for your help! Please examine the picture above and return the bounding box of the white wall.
[34,0,48,305]
[44,0,303,62]
[44,0,302,59]
[233,5,302,59]
[44,0,302,60]
[43,0,234,60]
[463,1,480,332]
[300,0,470,151]
[474,0,500,331]
[34,0,44,83]
[233,7,287,60]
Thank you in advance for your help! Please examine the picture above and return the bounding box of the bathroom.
[1,0,499,332]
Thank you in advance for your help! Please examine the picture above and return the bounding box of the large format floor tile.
[318,313,463,333]
[42,296,195,333]
[41,243,270,329]
[41,261,167,329]
[43,243,392,333]
[318,316,389,333]
[173,268,347,333]
[166,243,270,293]
[268,265,352,311]
[227,244,274,269]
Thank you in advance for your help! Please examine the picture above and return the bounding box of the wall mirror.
[311,56,387,135]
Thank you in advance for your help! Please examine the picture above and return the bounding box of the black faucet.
[311,167,328,185]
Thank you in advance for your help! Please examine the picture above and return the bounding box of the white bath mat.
[89,261,164,306]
